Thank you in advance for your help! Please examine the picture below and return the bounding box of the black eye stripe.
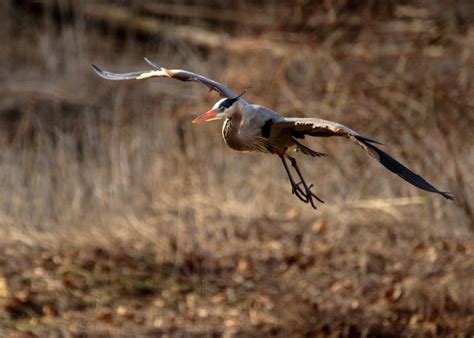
[218,97,238,109]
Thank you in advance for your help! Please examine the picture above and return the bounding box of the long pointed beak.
[192,109,217,124]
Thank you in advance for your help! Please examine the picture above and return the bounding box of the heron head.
[192,90,246,124]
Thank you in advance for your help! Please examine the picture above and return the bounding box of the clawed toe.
[280,154,324,210]
[292,180,323,208]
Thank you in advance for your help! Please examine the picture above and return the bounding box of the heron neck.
[222,112,246,151]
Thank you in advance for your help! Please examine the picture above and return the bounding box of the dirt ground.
[1,219,473,337]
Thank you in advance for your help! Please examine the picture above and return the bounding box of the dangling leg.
[279,154,309,203]
[278,154,324,209]
[286,154,324,208]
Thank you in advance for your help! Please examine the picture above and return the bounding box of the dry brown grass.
[0,1,473,336]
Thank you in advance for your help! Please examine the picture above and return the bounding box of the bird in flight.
[92,58,453,209]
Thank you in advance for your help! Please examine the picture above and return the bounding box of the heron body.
[221,103,288,153]
[92,59,453,208]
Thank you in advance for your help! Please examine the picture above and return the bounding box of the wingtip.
[441,192,454,201]
[91,64,105,77]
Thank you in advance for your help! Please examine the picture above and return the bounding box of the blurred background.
[0,0,473,336]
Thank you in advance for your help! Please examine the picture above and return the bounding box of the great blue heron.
[92,59,453,208]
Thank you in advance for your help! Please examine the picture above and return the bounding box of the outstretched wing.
[92,58,240,99]
[275,117,454,200]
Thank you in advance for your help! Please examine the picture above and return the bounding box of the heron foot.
[292,181,324,208]
[280,154,324,210]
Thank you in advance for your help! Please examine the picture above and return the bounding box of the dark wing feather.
[275,117,453,200]
[92,59,240,99]
[353,136,453,200]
